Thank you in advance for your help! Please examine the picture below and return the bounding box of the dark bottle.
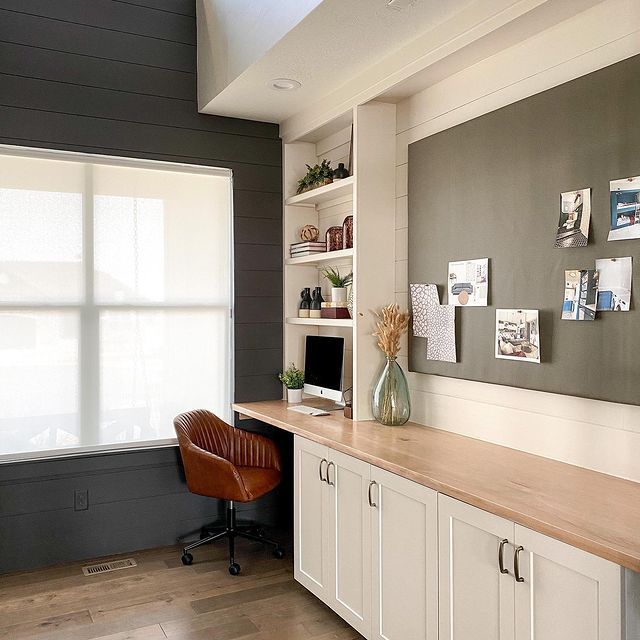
[333,162,349,180]
[299,287,312,318]
[310,287,323,318]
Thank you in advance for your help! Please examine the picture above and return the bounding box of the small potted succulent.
[296,159,333,194]
[279,363,305,403]
[321,266,352,304]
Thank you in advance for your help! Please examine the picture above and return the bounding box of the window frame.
[0,144,234,464]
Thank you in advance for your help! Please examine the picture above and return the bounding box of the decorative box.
[321,307,351,319]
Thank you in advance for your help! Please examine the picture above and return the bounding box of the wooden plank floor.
[0,536,364,640]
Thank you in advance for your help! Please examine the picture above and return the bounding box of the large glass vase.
[371,356,411,426]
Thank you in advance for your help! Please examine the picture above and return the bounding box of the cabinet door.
[514,525,622,640]
[439,495,515,640]
[294,436,329,601]
[370,466,438,640]
[326,449,372,637]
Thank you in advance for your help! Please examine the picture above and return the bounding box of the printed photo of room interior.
[562,269,599,321]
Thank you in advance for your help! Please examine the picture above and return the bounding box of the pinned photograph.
[608,176,640,241]
[555,188,591,248]
[495,309,540,363]
[595,257,632,311]
[447,257,488,306]
[562,270,599,320]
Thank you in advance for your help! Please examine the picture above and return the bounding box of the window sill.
[0,438,179,465]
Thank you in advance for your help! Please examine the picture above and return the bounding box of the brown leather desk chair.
[174,409,284,575]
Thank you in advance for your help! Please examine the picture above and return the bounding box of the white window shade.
[0,149,232,461]
[93,165,230,304]
[0,154,84,304]
[99,309,229,445]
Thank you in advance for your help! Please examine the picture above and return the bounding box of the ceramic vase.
[299,287,312,318]
[287,388,303,403]
[331,287,347,304]
[326,226,343,252]
[310,288,322,318]
[342,215,354,249]
[333,162,349,180]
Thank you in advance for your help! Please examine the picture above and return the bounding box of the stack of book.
[321,301,351,319]
[290,241,326,258]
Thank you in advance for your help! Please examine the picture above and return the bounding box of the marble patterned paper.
[410,283,440,338]
[425,304,457,363]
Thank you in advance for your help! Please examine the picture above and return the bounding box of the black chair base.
[181,500,284,575]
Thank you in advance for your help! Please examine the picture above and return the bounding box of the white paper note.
[410,283,440,338]
[425,304,456,363]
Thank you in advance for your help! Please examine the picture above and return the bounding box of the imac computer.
[303,335,344,407]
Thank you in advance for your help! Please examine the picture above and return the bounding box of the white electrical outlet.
[74,489,89,511]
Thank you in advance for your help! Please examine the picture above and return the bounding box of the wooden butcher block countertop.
[234,400,640,572]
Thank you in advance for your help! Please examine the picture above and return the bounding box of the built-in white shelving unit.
[286,317,353,327]
[283,102,397,420]
[285,248,353,266]
[285,176,355,206]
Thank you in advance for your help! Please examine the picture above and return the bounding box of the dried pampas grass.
[372,303,410,358]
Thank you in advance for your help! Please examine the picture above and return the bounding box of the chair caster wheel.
[256,528,265,538]
[228,562,241,576]
[273,547,285,559]
[181,553,193,566]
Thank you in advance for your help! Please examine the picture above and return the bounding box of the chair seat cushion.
[236,466,281,502]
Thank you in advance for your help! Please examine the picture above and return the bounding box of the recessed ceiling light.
[386,0,416,9]
[269,78,301,91]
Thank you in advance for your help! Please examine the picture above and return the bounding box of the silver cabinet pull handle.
[326,461,335,486]
[319,458,327,483]
[498,539,509,574]
[368,480,378,508]
[514,545,525,583]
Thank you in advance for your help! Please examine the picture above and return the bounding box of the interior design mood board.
[408,54,640,406]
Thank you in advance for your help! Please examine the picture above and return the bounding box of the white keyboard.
[287,405,329,416]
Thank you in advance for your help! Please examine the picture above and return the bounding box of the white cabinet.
[293,436,438,640]
[296,437,625,640]
[514,524,622,640]
[438,494,515,640]
[293,437,329,601]
[439,495,622,640]
[294,437,372,636]
[371,466,438,640]
[326,449,372,635]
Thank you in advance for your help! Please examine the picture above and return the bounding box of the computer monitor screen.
[304,335,344,403]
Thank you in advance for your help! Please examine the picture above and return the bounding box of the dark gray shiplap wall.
[0,0,287,573]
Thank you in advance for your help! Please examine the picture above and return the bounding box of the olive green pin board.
[408,54,640,405]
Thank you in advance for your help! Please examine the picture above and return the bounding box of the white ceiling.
[198,0,475,120]
[197,0,323,101]
[197,0,604,138]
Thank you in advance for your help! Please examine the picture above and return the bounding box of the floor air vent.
[82,558,137,576]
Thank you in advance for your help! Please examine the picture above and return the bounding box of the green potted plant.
[296,159,333,194]
[321,266,352,304]
[279,363,305,403]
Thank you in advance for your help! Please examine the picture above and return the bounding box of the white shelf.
[286,317,353,328]
[286,248,354,266]
[285,176,354,206]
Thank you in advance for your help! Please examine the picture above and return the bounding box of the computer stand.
[300,398,345,412]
